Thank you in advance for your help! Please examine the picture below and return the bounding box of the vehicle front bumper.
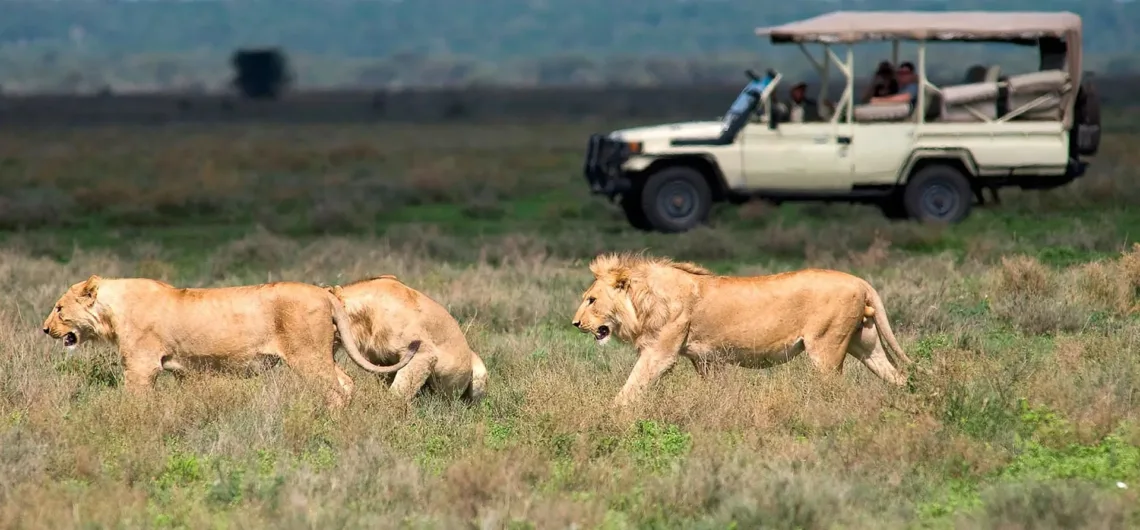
[583,133,634,198]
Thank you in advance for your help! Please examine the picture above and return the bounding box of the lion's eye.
[55,306,61,313]
[587,297,596,304]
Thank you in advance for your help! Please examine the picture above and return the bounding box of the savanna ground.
[2,105,1140,529]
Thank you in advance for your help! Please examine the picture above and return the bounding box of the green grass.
[2,114,1140,528]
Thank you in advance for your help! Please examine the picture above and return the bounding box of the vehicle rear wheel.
[903,165,973,224]
[640,166,713,233]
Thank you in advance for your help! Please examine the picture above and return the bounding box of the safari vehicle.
[581,11,1100,232]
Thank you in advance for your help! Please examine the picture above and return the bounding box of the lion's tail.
[326,287,418,374]
[864,282,915,368]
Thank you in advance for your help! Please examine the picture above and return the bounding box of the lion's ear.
[79,275,101,302]
[606,267,631,291]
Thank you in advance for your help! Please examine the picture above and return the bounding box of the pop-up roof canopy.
[755,11,1081,44]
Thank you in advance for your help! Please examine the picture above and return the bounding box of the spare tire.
[1073,72,1101,157]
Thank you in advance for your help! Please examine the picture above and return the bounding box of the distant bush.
[231,48,292,100]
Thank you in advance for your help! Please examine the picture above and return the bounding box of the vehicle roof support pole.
[821,44,830,116]
[846,45,854,124]
[825,45,854,124]
[917,40,927,125]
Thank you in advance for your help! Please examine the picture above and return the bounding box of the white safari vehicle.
[582,11,1101,232]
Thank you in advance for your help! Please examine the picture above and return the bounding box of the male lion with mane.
[571,253,915,406]
[41,275,418,408]
[327,275,488,404]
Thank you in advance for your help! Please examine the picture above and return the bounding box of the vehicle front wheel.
[640,166,713,233]
[903,165,973,224]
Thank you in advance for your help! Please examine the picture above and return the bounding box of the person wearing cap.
[784,81,822,123]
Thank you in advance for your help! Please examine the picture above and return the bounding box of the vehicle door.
[848,122,916,185]
[740,115,854,191]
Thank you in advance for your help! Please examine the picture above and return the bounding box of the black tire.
[619,189,653,231]
[903,165,973,224]
[640,166,713,233]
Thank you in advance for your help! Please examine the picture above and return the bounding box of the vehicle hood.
[610,121,724,142]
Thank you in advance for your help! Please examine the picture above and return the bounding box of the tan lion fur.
[41,275,418,409]
[327,275,488,404]
[571,252,915,407]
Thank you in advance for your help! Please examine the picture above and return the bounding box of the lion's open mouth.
[595,325,610,341]
[63,332,78,348]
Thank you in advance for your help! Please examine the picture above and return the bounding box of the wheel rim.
[920,183,960,219]
[657,180,699,223]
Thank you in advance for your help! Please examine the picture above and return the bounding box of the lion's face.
[571,280,624,345]
[42,277,103,350]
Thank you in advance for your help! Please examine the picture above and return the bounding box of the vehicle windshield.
[724,75,772,125]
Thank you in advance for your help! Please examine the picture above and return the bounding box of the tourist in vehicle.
[784,81,822,122]
[871,61,917,107]
[860,60,898,103]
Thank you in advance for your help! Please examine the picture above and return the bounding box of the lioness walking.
[571,253,915,407]
[42,275,418,408]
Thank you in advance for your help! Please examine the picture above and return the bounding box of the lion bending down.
[327,275,488,404]
[571,253,915,407]
[41,275,418,408]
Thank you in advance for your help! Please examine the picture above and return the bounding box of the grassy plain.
[2,108,1140,529]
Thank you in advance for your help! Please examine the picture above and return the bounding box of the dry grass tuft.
[988,255,1088,334]
[847,232,893,269]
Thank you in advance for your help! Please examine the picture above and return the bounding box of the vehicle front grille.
[583,134,625,193]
